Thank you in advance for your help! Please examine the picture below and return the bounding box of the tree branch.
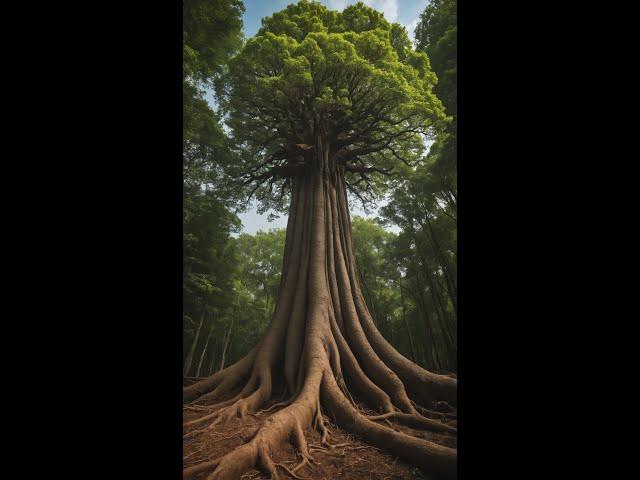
[344,161,394,175]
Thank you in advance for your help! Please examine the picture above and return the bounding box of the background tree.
[183,187,240,376]
[235,229,286,316]
[351,216,400,344]
[225,229,286,365]
[184,3,457,480]
[183,0,244,184]
[373,0,458,374]
[413,0,457,217]
[351,215,456,373]
[184,228,287,380]
[182,0,245,377]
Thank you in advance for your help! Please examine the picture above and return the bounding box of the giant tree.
[184,2,457,479]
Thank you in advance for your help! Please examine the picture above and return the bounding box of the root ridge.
[183,169,456,479]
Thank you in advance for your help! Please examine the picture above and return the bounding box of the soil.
[183,381,457,480]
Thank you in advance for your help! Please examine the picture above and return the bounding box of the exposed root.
[383,418,398,431]
[257,447,280,480]
[291,420,316,469]
[211,399,252,425]
[326,441,351,449]
[327,303,393,414]
[183,168,457,480]
[314,409,328,442]
[291,455,314,474]
[321,366,457,479]
[308,444,328,453]
[275,462,307,480]
[366,411,457,434]
[184,395,259,431]
[412,400,457,420]
[350,445,380,452]
[185,404,221,412]
[186,356,324,480]
[184,345,259,404]
[183,457,221,480]
[259,398,293,415]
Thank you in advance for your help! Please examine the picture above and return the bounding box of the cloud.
[404,17,419,43]
[378,0,399,22]
[362,0,398,22]
[323,0,398,23]
[327,0,348,10]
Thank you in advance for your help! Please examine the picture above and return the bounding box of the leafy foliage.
[183,0,246,371]
[185,228,286,375]
[413,0,457,214]
[379,0,458,371]
[414,0,456,116]
[183,0,245,82]
[217,0,447,211]
[183,0,245,189]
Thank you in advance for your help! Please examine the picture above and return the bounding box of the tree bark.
[358,262,379,329]
[183,141,457,480]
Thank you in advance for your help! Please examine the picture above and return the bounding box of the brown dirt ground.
[183,382,456,480]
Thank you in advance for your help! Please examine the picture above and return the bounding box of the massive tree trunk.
[183,142,457,479]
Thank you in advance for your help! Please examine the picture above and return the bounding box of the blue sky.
[242,0,428,40]
[232,0,428,234]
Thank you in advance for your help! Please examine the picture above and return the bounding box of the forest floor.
[183,380,457,480]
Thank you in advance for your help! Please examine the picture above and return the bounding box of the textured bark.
[183,142,457,479]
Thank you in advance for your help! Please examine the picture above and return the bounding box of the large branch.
[344,161,393,175]
[340,124,423,160]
